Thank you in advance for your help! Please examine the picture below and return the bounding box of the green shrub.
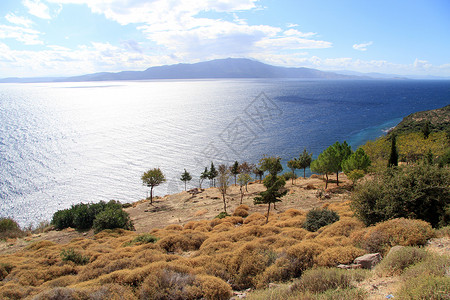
[92,207,134,233]
[60,248,90,265]
[398,275,450,299]
[351,164,450,227]
[375,246,428,276]
[303,208,340,232]
[124,234,158,246]
[51,209,74,230]
[51,200,128,231]
[0,217,24,239]
[403,254,450,279]
[293,267,366,293]
[215,212,231,219]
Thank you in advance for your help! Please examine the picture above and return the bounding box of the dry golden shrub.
[183,220,203,230]
[87,283,137,300]
[317,217,365,238]
[254,255,295,288]
[305,231,319,239]
[280,227,309,240]
[157,231,208,252]
[316,246,366,267]
[78,256,139,281]
[25,240,56,251]
[133,249,170,265]
[165,224,183,231]
[211,222,234,232]
[286,241,325,276]
[314,236,353,248]
[352,218,434,255]
[271,237,298,249]
[196,274,232,300]
[282,208,304,218]
[70,238,96,249]
[236,204,250,211]
[273,215,306,228]
[199,241,234,255]
[41,275,77,289]
[243,213,266,225]
[327,201,353,217]
[233,207,249,218]
[234,225,281,241]
[0,282,38,299]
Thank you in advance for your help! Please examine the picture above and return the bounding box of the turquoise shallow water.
[1,79,449,226]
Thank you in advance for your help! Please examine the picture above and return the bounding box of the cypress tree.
[388,135,399,167]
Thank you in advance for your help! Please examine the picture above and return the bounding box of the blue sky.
[0,0,449,77]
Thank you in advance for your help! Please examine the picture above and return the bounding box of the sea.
[1,79,449,227]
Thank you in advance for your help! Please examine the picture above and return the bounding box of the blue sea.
[1,79,449,227]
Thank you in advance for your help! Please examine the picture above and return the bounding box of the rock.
[386,245,404,257]
[354,253,382,269]
[337,263,362,269]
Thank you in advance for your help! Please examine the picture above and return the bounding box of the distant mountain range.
[1,58,448,83]
[0,58,363,83]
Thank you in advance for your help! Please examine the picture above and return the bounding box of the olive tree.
[142,168,166,205]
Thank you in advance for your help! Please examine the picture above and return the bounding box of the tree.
[217,164,231,213]
[199,167,209,189]
[342,148,371,174]
[422,121,431,139]
[310,157,331,189]
[253,167,264,181]
[237,173,253,204]
[141,168,166,205]
[254,174,287,223]
[230,161,240,185]
[238,162,254,191]
[298,148,313,178]
[314,141,352,186]
[388,135,399,167]
[209,162,218,187]
[255,156,285,213]
[180,169,192,191]
[287,158,298,185]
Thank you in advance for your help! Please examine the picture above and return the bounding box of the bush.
[316,246,366,267]
[0,217,24,239]
[303,208,340,232]
[398,275,450,299]
[352,218,434,255]
[92,206,134,233]
[351,164,450,227]
[375,246,428,276]
[215,212,230,219]
[60,248,90,265]
[0,263,13,280]
[51,209,74,230]
[293,267,366,293]
[124,234,158,246]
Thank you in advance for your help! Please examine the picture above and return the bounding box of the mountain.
[1,58,362,83]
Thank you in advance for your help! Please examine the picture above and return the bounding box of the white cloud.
[0,24,43,45]
[283,29,316,38]
[287,23,298,28]
[413,58,432,69]
[5,13,34,27]
[353,41,373,51]
[23,0,52,19]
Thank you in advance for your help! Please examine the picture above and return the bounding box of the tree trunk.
[325,173,328,189]
[184,181,187,191]
[150,186,154,205]
[336,171,339,186]
[235,175,237,185]
[240,186,244,204]
[223,194,227,213]
[245,183,248,192]
[266,203,271,224]
[303,168,306,179]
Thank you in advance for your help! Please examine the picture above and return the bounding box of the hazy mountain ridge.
[1,58,363,83]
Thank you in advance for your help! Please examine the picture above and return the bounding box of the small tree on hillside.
[180,169,192,191]
[217,164,231,213]
[287,158,298,185]
[388,135,399,167]
[257,156,284,210]
[230,161,240,185]
[254,174,287,224]
[253,167,264,181]
[199,167,209,189]
[142,168,166,205]
[298,148,313,178]
[310,157,331,189]
[239,162,254,191]
[237,173,253,204]
[422,121,431,139]
[209,162,218,187]
[342,148,371,174]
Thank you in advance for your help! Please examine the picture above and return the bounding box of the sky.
[0,0,449,78]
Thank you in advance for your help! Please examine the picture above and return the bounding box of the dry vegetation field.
[0,176,448,299]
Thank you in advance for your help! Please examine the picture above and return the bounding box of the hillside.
[389,104,450,136]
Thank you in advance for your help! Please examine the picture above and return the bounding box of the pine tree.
[230,161,240,185]
[254,174,287,223]
[422,121,431,139]
[342,148,371,174]
[388,135,399,167]
[217,164,231,213]
[287,158,298,185]
[298,148,313,178]
[199,167,209,189]
[209,162,218,187]
[180,169,192,191]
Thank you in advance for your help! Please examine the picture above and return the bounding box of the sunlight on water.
[1,79,449,226]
